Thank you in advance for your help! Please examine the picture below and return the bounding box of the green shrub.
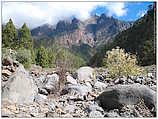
[103,47,144,78]
[47,48,56,68]
[16,48,32,69]
[2,48,17,61]
[35,45,48,68]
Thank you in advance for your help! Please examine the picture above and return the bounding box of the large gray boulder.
[96,84,156,111]
[76,66,95,82]
[2,64,38,104]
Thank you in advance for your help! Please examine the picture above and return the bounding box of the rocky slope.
[32,14,133,48]
[1,57,156,118]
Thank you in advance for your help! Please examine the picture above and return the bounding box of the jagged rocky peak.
[56,17,81,33]
[85,14,99,25]
[32,14,133,48]
[31,23,55,37]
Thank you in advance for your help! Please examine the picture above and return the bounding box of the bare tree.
[55,48,73,94]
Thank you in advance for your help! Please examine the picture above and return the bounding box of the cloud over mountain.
[2,2,127,28]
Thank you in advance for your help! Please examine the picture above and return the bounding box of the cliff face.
[31,14,133,48]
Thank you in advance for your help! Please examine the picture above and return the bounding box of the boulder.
[43,74,59,93]
[61,113,73,118]
[96,75,104,82]
[66,84,91,96]
[2,69,12,77]
[127,78,134,84]
[85,82,92,90]
[135,76,146,84]
[96,84,156,111]
[89,111,104,118]
[66,75,77,85]
[30,64,42,76]
[2,56,13,66]
[63,105,76,114]
[13,60,20,67]
[104,109,120,117]
[88,103,104,113]
[38,88,49,95]
[94,81,107,90]
[2,64,38,104]
[76,66,95,82]
[147,73,154,79]
[34,94,47,104]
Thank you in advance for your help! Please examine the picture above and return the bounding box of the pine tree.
[19,23,33,49]
[2,18,17,48]
[30,47,36,64]
[47,48,55,68]
[36,45,48,68]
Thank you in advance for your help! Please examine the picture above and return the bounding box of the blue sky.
[92,2,153,21]
[2,2,154,28]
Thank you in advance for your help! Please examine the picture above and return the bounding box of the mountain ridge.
[31,14,133,49]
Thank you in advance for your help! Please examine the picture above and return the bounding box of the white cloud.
[2,2,127,28]
[106,2,127,17]
[137,10,147,18]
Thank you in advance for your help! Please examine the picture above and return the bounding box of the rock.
[76,66,95,82]
[120,105,136,118]
[56,107,63,114]
[135,76,145,84]
[134,99,153,117]
[40,106,49,114]
[34,94,47,104]
[105,109,120,117]
[30,65,42,76]
[2,65,38,104]
[68,95,84,101]
[114,78,120,84]
[38,88,49,95]
[147,73,153,78]
[150,85,156,91]
[2,75,8,81]
[1,107,15,117]
[119,76,127,84]
[29,105,39,117]
[46,112,59,117]
[39,75,46,83]
[96,84,156,111]
[85,82,92,90]
[13,61,20,67]
[10,65,16,72]
[96,75,104,82]
[127,78,134,84]
[2,56,13,66]
[61,113,73,118]
[89,111,104,118]
[66,75,77,84]
[64,105,76,113]
[33,75,46,91]
[94,81,107,90]
[48,101,56,111]
[88,103,104,113]
[43,74,59,93]
[66,84,91,96]
[2,69,12,77]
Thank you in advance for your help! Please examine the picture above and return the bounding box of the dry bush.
[103,47,144,78]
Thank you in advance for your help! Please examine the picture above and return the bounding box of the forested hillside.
[90,4,156,67]
[2,19,86,69]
